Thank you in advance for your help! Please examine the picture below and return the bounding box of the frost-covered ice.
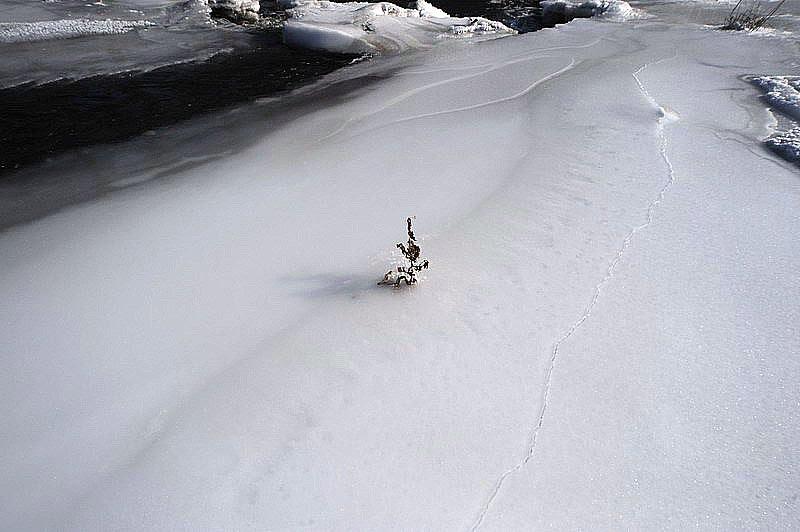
[0,18,154,43]
[1,6,799,532]
[281,0,515,54]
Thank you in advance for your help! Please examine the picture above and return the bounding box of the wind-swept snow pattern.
[0,18,154,43]
[280,0,515,54]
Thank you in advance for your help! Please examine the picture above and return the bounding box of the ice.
[281,0,515,54]
[0,19,154,43]
[1,6,799,532]
[0,0,258,88]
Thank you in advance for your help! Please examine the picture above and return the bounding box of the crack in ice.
[469,57,678,531]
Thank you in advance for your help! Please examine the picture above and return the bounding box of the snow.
[204,0,260,23]
[281,0,515,54]
[0,18,154,43]
[750,76,800,163]
[752,75,800,120]
[540,0,640,22]
[1,7,800,532]
[765,126,800,162]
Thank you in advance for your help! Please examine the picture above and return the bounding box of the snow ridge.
[469,59,678,531]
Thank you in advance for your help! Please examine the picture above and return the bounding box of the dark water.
[0,30,355,173]
[400,0,544,31]
[1,1,541,175]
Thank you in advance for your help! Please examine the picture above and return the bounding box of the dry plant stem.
[378,217,430,288]
[722,0,786,31]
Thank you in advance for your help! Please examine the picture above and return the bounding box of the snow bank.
[280,0,515,54]
[0,18,153,43]
[540,0,640,22]
[752,75,800,120]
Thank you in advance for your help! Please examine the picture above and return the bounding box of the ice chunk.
[540,0,640,22]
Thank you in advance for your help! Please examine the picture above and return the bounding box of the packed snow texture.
[1,11,799,532]
[281,0,515,54]
[0,18,153,43]
[540,0,640,21]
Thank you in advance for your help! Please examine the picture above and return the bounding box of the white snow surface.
[1,15,800,532]
[281,0,515,54]
[0,18,153,43]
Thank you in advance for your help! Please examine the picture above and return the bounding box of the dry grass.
[721,0,787,31]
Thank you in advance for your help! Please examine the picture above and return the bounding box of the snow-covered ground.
[1,3,799,531]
